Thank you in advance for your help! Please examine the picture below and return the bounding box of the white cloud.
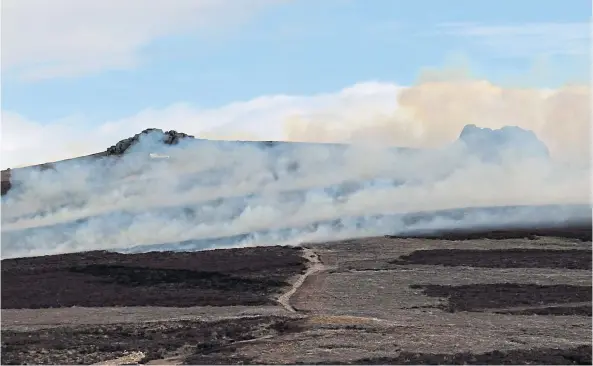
[1,79,590,170]
[1,0,281,80]
[438,22,591,57]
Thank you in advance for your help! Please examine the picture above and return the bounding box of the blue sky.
[1,0,591,168]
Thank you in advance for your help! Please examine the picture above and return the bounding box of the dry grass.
[305,315,384,326]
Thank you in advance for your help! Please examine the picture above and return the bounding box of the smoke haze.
[3,76,590,169]
[1,124,590,258]
[2,68,591,259]
[282,80,591,163]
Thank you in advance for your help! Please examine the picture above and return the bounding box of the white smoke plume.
[1,125,590,259]
[282,81,591,164]
[4,78,590,169]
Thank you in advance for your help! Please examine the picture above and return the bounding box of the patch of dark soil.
[496,305,592,316]
[305,345,592,365]
[410,283,592,312]
[388,223,592,241]
[0,316,289,365]
[1,246,306,309]
[391,248,592,270]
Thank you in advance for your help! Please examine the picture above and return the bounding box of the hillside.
[2,227,591,365]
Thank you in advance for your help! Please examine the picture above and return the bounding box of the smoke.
[282,79,591,163]
[3,78,589,169]
[1,126,590,259]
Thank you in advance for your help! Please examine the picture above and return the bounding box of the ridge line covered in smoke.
[1,124,589,259]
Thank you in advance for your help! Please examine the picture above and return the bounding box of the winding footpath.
[277,247,325,313]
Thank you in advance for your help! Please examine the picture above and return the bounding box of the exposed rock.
[105,129,195,156]
[1,168,12,195]
[457,124,549,162]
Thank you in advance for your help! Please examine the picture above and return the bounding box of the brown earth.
[1,225,592,365]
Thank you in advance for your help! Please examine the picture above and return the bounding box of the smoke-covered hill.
[1,124,589,258]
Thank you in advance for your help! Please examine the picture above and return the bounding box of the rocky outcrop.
[457,124,549,162]
[1,168,12,196]
[105,129,195,156]
[1,129,196,196]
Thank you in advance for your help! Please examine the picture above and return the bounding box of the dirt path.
[277,247,325,312]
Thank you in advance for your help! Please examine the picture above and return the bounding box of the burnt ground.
[391,248,592,269]
[1,225,592,365]
[389,222,592,242]
[304,346,593,365]
[1,246,306,308]
[1,316,590,365]
[410,283,592,312]
[495,305,592,316]
[0,316,296,365]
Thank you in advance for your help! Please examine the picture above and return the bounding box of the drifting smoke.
[2,78,590,168]
[1,124,590,259]
[282,81,591,164]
